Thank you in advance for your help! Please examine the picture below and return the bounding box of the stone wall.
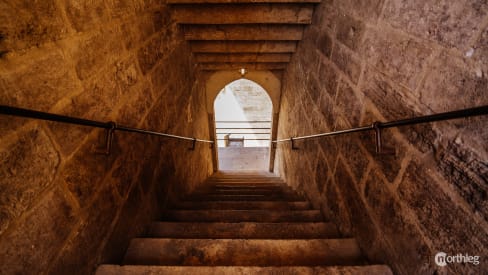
[0,2,212,274]
[275,0,487,274]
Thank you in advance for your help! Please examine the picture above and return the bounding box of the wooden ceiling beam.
[199,62,288,70]
[169,0,320,3]
[184,25,303,40]
[190,41,297,53]
[195,53,292,63]
[172,4,314,24]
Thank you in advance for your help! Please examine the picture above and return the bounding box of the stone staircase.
[96,172,392,274]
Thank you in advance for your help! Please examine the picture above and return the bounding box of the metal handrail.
[273,105,488,152]
[0,105,214,147]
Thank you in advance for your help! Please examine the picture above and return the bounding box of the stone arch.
[205,70,281,114]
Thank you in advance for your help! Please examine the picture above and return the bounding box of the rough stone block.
[314,156,329,195]
[0,188,76,275]
[336,14,366,52]
[333,160,364,236]
[471,27,487,76]
[0,126,60,235]
[100,185,146,264]
[382,0,487,49]
[118,87,153,127]
[59,132,117,204]
[317,30,333,58]
[331,43,362,84]
[47,70,124,156]
[138,36,164,75]
[311,0,338,33]
[306,75,322,104]
[419,51,488,112]
[437,140,488,222]
[362,28,434,90]
[364,169,432,274]
[333,118,369,183]
[106,0,136,19]
[0,48,82,111]
[398,159,488,274]
[336,0,385,22]
[361,68,415,121]
[318,59,340,98]
[334,80,363,127]
[49,186,119,275]
[0,1,68,51]
[360,108,407,183]
[64,0,108,32]
[74,29,124,80]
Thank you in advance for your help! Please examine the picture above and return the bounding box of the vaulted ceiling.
[169,0,321,72]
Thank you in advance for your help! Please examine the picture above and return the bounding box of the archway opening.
[214,79,273,171]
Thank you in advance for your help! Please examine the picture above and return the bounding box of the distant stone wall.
[275,1,487,274]
[0,2,212,274]
[219,147,270,171]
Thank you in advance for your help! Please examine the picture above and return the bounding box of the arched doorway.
[214,79,273,170]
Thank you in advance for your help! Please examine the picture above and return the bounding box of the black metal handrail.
[273,105,488,152]
[0,105,214,152]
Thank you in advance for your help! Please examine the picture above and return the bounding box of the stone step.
[183,194,305,201]
[191,189,285,196]
[209,185,283,190]
[97,265,393,275]
[123,238,363,266]
[148,222,340,239]
[206,181,285,186]
[162,209,323,222]
[169,200,311,210]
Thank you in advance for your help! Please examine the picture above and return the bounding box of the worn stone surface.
[0,1,68,52]
[96,265,393,275]
[336,14,366,52]
[275,1,488,274]
[74,28,125,80]
[382,0,488,49]
[334,80,363,126]
[399,159,488,274]
[0,48,81,111]
[419,51,488,112]
[0,2,212,275]
[64,0,109,32]
[336,0,385,22]
[361,68,415,120]
[0,126,59,235]
[331,42,362,84]
[0,188,77,275]
[362,28,434,90]
[49,186,119,275]
[364,169,432,274]
[317,31,333,58]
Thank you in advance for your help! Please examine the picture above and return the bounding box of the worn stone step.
[184,194,305,201]
[162,210,323,222]
[123,238,363,266]
[148,222,340,239]
[209,185,283,190]
[169,200,311,210]
[97,265,393,275]
[192,189,284,196]
[207,189,282,195]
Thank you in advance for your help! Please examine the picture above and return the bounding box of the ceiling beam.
[172,4,314,24]
[190,41,297,53]
[199,62,288,70]
[184,25,303,40]
[169,0,320,3]
[195,53,292,63]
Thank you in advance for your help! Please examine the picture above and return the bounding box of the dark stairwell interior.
[1,1,487,275]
